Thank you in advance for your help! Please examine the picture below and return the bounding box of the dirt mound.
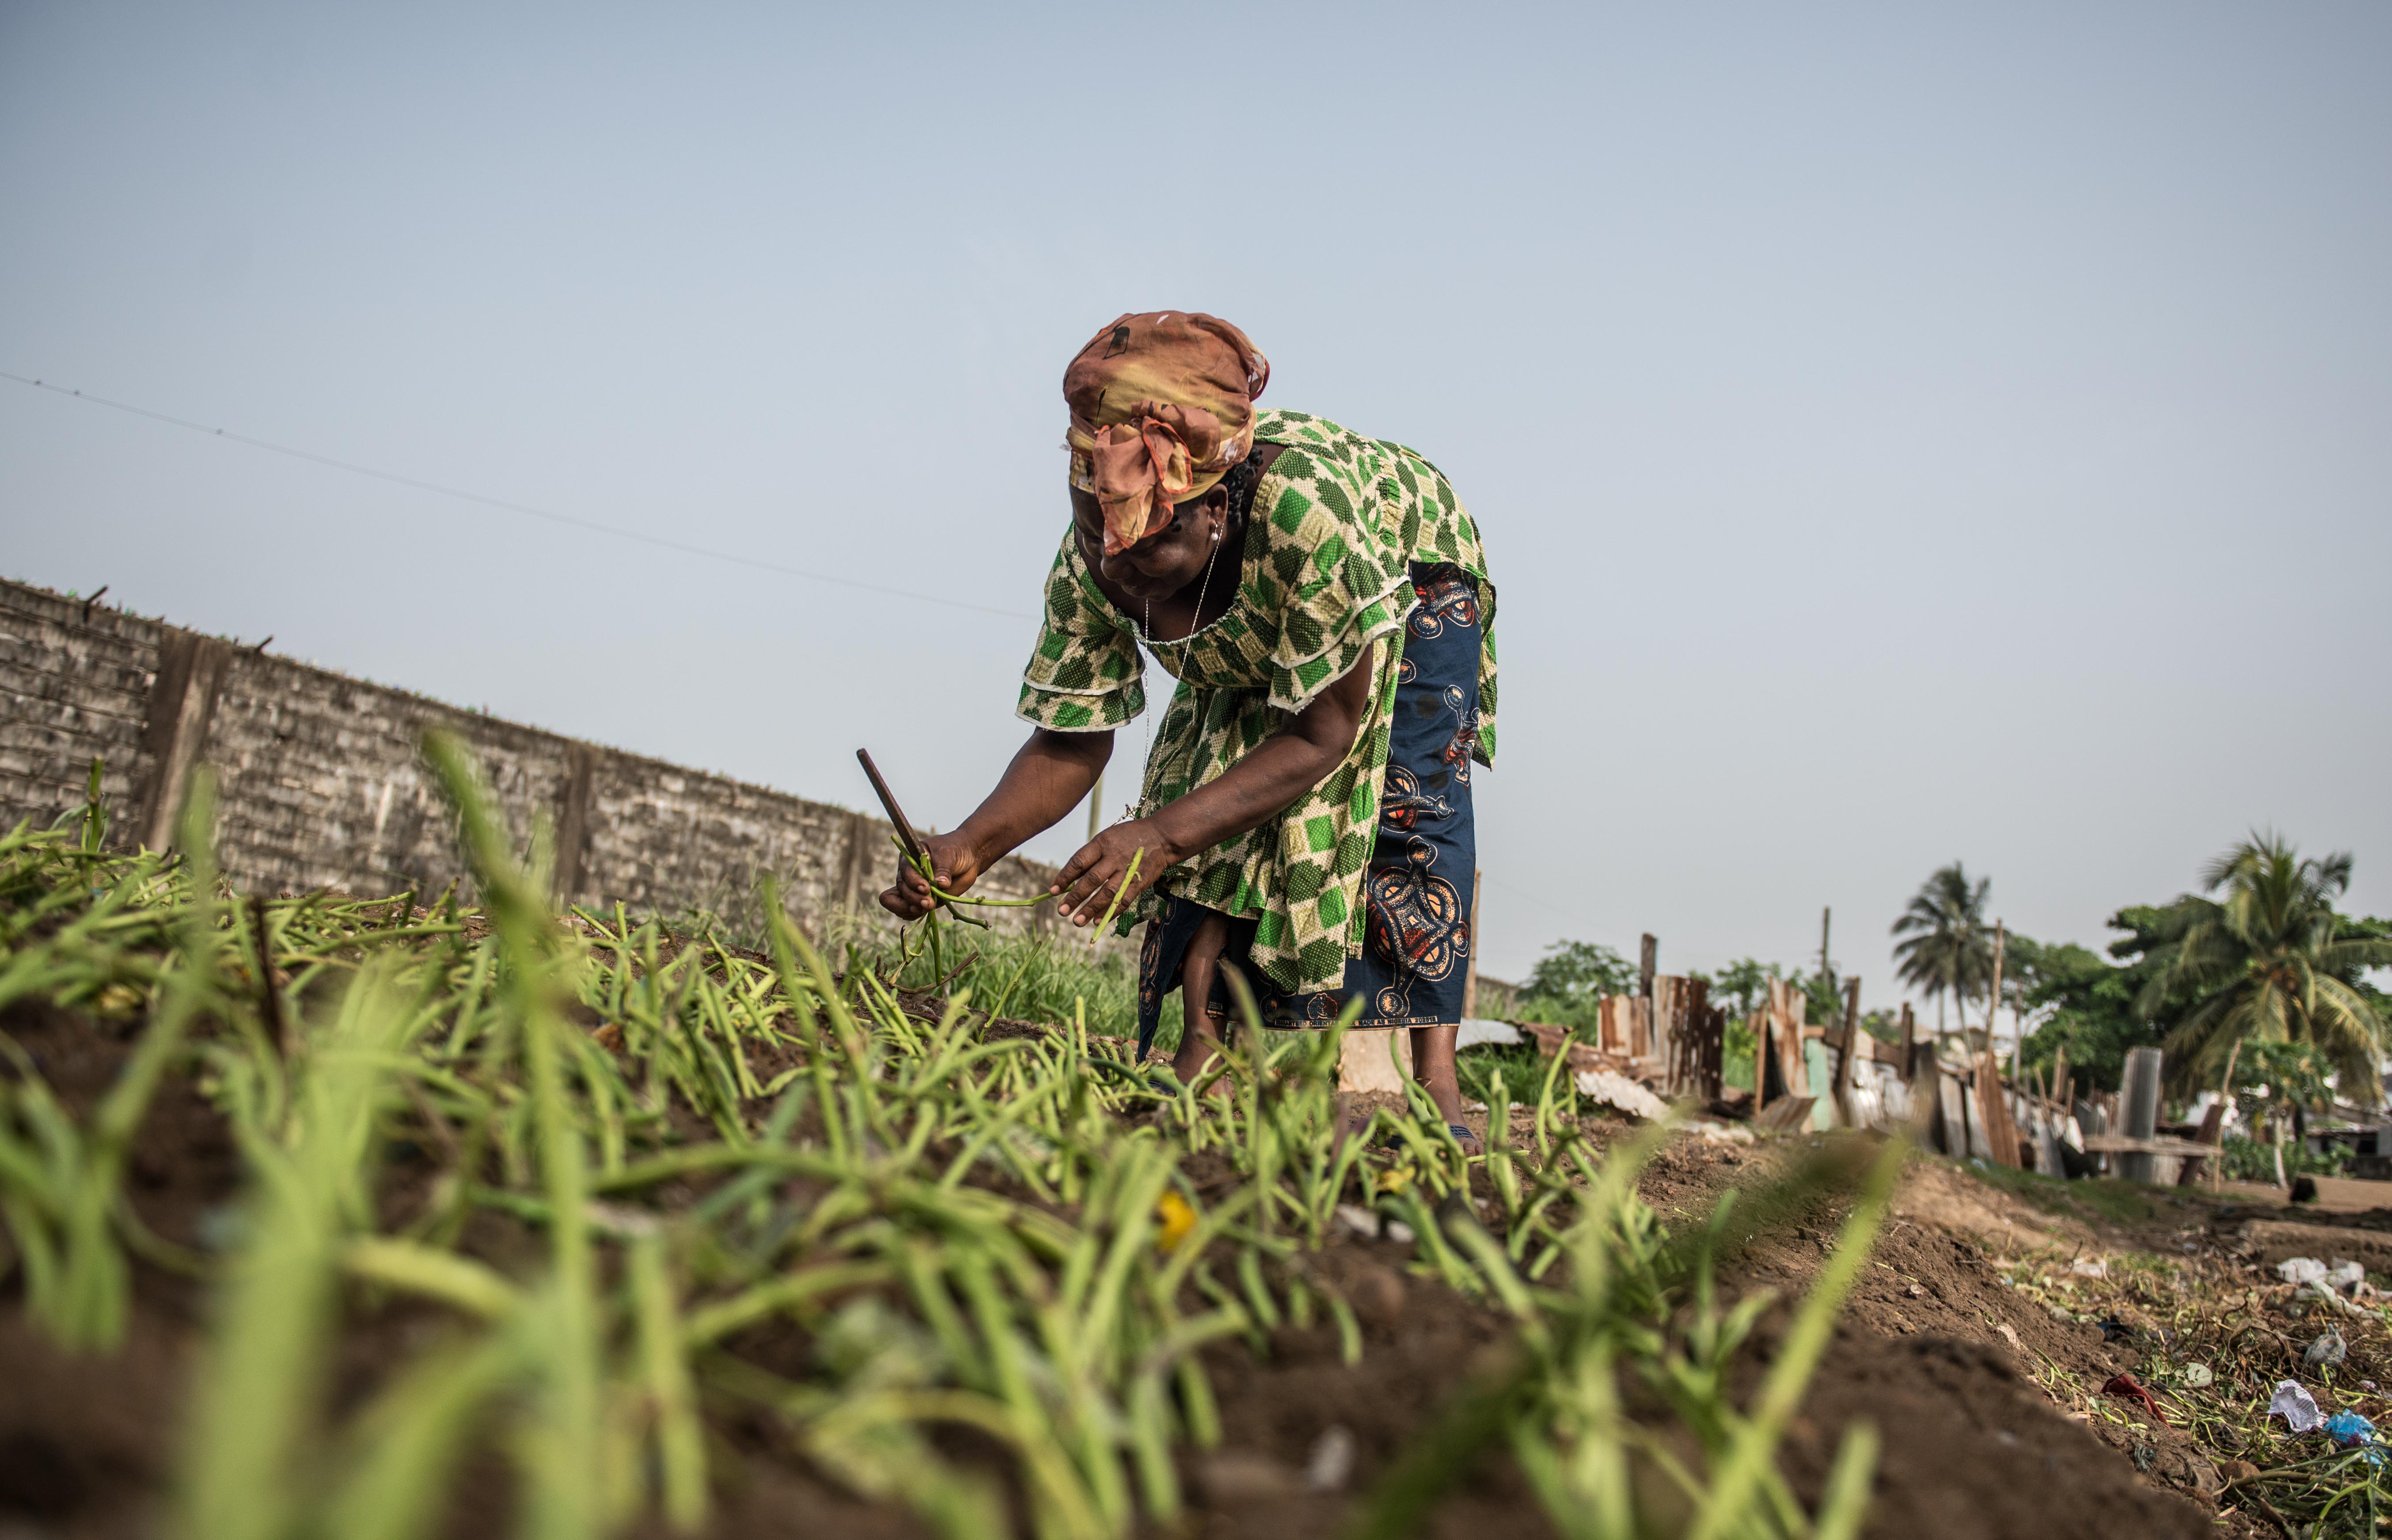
[2235,1219,2392,1272]
[1633,1138,2227,1538]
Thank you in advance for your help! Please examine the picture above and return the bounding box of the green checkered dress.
[1016,410,1498,998]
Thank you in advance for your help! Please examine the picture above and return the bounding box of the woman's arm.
[881,728,1109,919]
[1049,648,1374,926]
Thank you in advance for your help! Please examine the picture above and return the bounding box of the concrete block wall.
[0,584,158,839]
[0,577,1065,942]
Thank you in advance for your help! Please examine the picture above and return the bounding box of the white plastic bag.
[1572,1069,1670,1121]
[2270,1379,2324,1434]
[2278,1257,2329,1287]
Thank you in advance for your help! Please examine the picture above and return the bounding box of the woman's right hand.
[879,831,985,921]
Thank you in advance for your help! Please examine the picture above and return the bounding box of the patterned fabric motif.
[1017,410,1498,998]
[1131,562,1485,1050]
[1272,560,1483,1028]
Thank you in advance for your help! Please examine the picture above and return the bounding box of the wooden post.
[1987,919,2008,1077]
[1763,979,1805,1099]
[1697,995,1724,1103]
[1752,1009,1768,1119]
[1656,975,1701,1096]
[1834,975,1861,1123]
[836,812,871,912]
[1896,1001,1916,1081]
[1818,906,1833,996]
[1462,869,1484,1019]
[138,627,233,852]
[1638,933,1657,999]
[1963,921,2024,1166]
[551,742,596,906]
[1975,1056,2023,1166]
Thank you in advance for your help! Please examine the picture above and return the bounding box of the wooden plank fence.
[1459,928,2217,1190]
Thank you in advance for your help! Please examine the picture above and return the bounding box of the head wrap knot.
[1063,312,1268,557]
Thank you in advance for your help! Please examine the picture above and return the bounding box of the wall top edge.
[2,576,885,826]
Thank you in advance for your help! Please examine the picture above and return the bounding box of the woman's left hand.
[1052,819,1179,927]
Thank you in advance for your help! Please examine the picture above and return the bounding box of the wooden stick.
[1753,1009,1768,1119]
[856,748,981,926]
[1989,919,2009,1080]
[249,893,289,1057]
[856,749,930,870]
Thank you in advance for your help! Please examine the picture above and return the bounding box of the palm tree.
[2140,834,2392,1104]
[1891,862,1995,1034]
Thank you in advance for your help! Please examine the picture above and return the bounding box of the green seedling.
[0,739,1892,1540]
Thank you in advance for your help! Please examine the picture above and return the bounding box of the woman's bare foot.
[1170,914,1238,1092]
[1171,1036,1236,1094]
[1410,1024,1482,1154]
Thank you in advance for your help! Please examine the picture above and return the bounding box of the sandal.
[1446,1122,1485,1155]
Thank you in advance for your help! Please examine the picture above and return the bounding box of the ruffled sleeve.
[1015,531,1145,732]
[1247,446,1411,715]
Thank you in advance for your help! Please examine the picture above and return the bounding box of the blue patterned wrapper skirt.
[1136,561,1482,1058]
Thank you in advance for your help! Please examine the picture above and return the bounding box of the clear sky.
[4,2,2387,1011]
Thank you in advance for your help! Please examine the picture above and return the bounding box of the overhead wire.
[1483,871,1614,939]
[0,369,1035,621]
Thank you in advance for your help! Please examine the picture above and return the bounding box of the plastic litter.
[1334,1203,1382,1241]
[1572,1069,1671,1121]
[2279,1257,2330,1286]
[1304,1424,1358,1492]
[2305,1326,2348,1371]
[1454,1019,1522,1050]
[2182,1364,2214,1388]
[2324,1410,2380,1465]
[2270,1380,2324,1434]
[2069,1257,2109,1278]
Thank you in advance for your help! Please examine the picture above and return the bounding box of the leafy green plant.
[1891,862,1995,1035]
[2142,834,2392,1097]
[2220,1134,2350,1183]
[1513,939,1638,1033]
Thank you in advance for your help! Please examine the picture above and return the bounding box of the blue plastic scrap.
[2324,1411,2383,1466]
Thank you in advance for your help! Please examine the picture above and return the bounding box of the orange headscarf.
[1063,312,1270,556]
